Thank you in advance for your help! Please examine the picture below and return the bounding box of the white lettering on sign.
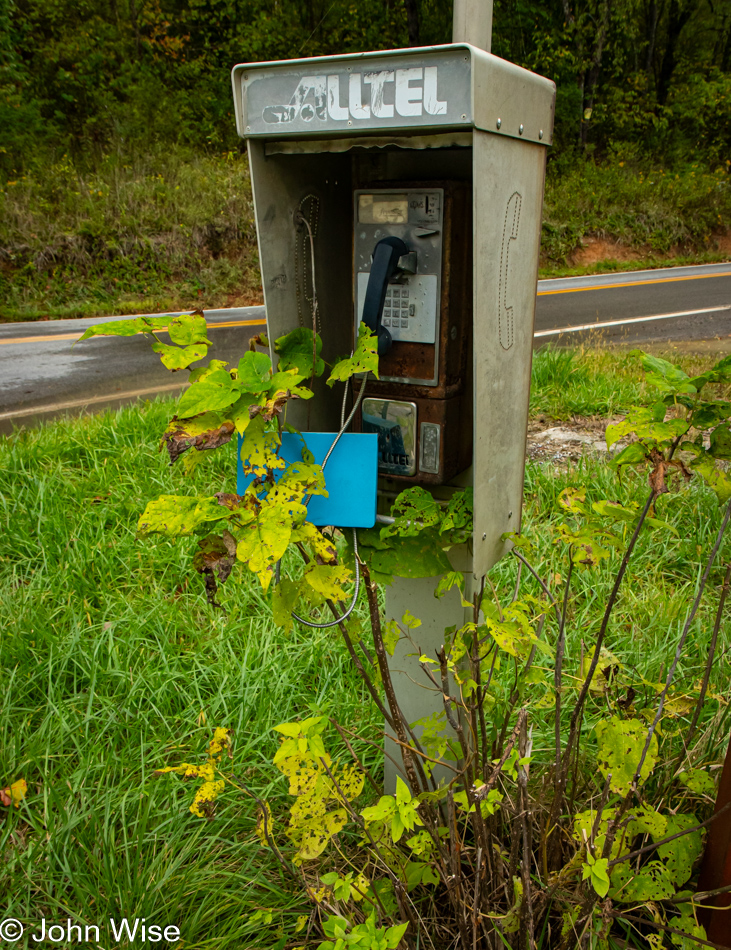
[364,70,394,118]
[395,67,423,116]
[262,67,448,124]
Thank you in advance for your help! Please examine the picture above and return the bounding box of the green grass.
[530,344,731,418]
[2,348,730,946]
[0,402,378,948]
[541,157,731,265]
[1,148,729,322]
[0,148,262,323]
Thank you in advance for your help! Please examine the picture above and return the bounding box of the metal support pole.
[452,0,493,52]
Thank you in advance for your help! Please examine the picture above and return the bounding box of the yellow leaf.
[0,778,27,808]
[303,563,352,601]
[256,801,274,846]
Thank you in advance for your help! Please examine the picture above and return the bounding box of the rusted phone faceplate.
[353,180,473,486]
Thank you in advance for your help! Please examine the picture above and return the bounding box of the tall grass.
[1,349,730,946]
[0,147,261,322]
[0,402,377,947]
[542,157,731,267]
[1,148,729,321]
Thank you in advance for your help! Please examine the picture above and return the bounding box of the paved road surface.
[1,262,729,432]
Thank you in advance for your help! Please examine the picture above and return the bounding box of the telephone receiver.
[361,236,410,355]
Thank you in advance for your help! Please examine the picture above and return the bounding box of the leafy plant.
[79,316,731,949]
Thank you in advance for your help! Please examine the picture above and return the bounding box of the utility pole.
[453,0,493,52]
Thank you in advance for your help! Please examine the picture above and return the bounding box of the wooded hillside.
[1,0,730,320]
[3,0,730,171]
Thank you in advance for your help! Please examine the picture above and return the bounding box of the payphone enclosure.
[231,44,555,580]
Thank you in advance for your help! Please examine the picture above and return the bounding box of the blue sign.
[237,432,378,528]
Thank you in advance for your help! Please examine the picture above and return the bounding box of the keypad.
[383,287,412,333]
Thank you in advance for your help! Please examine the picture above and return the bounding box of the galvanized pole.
[381,0,497,792]
[452,0,493,52]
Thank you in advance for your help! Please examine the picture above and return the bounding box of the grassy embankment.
[1,147,729,322]
[2,347,730,947]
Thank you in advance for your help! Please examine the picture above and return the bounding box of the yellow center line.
[2,270,730,342]
[0,317,266,346]
[537,270,731,295]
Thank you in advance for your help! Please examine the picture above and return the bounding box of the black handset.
[361,236,409,355]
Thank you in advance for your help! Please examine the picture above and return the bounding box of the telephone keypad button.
[409,304,415,316]
[383,318,390,326]
[400,319,408,327]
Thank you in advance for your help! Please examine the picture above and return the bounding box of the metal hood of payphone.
[231,43,555,147]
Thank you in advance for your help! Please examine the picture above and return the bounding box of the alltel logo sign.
[263,67,447,125]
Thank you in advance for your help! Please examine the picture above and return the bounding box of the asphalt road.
[1,262,729,433]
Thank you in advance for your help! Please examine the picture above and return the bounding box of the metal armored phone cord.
[275,373,368,629]
[275,205,368,629]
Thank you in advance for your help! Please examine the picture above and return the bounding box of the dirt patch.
[527,414,623,464]
[570,237,646,268]
[566,230,731,270]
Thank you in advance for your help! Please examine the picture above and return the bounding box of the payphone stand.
[232,45,555,787]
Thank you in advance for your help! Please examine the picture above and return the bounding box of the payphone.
[353,182,472,484]
[231,43,554,576]
[232,40,554,788]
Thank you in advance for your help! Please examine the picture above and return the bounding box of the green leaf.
[77,318,142,341]
[595,716,657,794]
[239,414,284,477]
[558,486,586,514]
[709,423,731,459]
[151,340,208,370]
[582,855,611,898]
[303,564,352,601]
[691,455,731,504]
[269,369,307,393]
[178,374,242,416]
[679,768,715,796]
[237,350,272,393]
[669,906,709,949]
[557,525,612,567]
[689,402,731,429]
[611,860,675,902]
[188,360,230,383]
[606,406,689,449]
[381,486,441,538]
[382,620,400,656]
[628,803,667,839]
[357,528,451,581]
[271,578,302,633]
[434,571,465,600]
[610,442,648,468]
[137,495,230,537]
[327,323,379,387]
[641,353,697,394]
[592,499,677,534]
[274,327,325,378]
[273,721,303,737]
[168,312,211,346]
[659,813,704,886]
[384,923,408,949]
[440,488,473,538]
[236,504,293,590]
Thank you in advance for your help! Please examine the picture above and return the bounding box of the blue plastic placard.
[237,432,378,528]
